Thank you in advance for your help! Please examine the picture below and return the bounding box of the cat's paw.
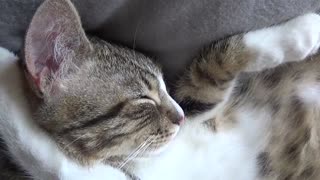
[283,13,320,62]
[244,13,320,72]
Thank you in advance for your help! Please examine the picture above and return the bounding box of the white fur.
[133,106,271,180]
[244,13,320,72]
[0,47,126,180]
[297,83,320,107]
[1,13,320,180]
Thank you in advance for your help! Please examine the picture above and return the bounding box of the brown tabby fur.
[1,0,320,179]
[175,26,320,180]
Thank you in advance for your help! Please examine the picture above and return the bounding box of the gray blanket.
[1,0,320,86]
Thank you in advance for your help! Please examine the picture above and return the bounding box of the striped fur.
[2,0,320,179]
[173,13,320,180]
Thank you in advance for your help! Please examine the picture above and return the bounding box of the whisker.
[123,137,151,160]
[135,136,155,158]
[118,138,152,168]
[61,134,87,151]
[118,138,151,168]
[118,136,155,169]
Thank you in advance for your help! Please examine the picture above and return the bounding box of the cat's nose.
[165,108,185,125]
[171,114,185,125]
[166,95,185,125]
[170,105,185,126]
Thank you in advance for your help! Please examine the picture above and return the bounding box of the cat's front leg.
[174,13,320,119]
[244,13,320,71]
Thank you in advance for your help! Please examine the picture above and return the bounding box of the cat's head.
[24,0,184,165]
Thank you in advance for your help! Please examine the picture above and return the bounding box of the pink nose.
[172,115,185,125]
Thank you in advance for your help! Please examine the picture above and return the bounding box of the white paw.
[244,13,320,72]
[283,13,320,61]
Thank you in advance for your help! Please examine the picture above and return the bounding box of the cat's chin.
[143,126,180,158]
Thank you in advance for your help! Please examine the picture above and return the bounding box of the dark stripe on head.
[179,97,216,116]
[140,74,153,90]
[98,119,151,150]
[59,101,127,134]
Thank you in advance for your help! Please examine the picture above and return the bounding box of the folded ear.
[25,0,91,96]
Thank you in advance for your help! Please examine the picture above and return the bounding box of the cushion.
[0,0,319,85]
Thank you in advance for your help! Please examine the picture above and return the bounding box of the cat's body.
[134,55,320,180]
[1,0,320,179]
[133,14,320,180]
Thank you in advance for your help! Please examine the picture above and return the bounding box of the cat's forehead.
[63,38,163,99]
[91,38,161,76]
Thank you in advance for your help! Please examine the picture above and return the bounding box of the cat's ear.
[25,0,92,96]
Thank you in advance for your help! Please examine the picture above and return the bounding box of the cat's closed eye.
[139,95,153,100]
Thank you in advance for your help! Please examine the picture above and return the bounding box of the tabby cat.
[1,0,320,180]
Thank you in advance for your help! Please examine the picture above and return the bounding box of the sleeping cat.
[0,0,183,179]
[1,0,320,180]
